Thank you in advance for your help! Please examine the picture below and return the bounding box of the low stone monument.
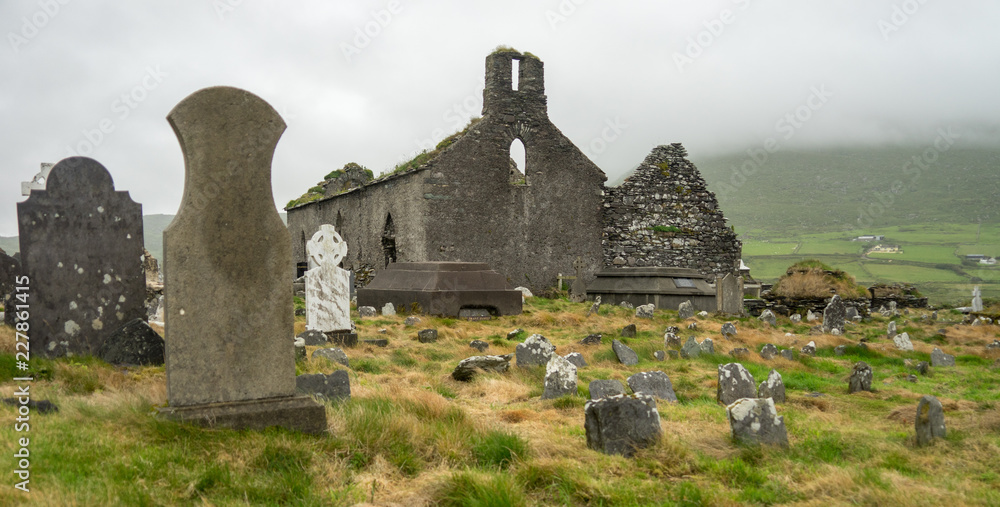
[822,295,846,334]
[716,273,744,315]
[726,397,789,447]
[848,361,873,394]
[893,332,914,351]
[757,369,785,403]
[156,86,325,433]
[760,343,778,360]
[451,354,512,381]
[758,309,777,326]
[17,157,145,357]
[721,322,737,339]
[677,300,695,320]
[585,394,662,457]
[717,363,757,405]
[542,355,577,399]
[915,395,946,446]
[516,334,555,367]
[305,224,354,344]
[930,347,955,367]
[612,339,639,366]
[626,371,677,401]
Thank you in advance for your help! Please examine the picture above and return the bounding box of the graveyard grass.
[2,298,1000,505]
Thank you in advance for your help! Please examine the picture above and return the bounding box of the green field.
[867,245,960,264]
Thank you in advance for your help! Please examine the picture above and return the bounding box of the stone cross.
[17,157,145,357]
[570,256,587,302]
[157,86,325,433]
[305,224,352,333]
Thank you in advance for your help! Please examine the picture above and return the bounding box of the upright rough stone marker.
[17,157,145,357]
[157,86,325,433]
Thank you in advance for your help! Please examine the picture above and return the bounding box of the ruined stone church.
[286,49,740,293]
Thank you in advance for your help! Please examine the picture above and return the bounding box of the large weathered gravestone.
[930,347,955,367]
[305,224,352,336]
[612,339,639,366]
[915,395,946,446]
[589,379,626,399]
[758,369,785,403]
[156,86,325,434]
[893,332,914,351]
[971,286,983,313]
[716,273,744,315]
[516,334,555,367]
[677,300,695,320]
[758,309,777,326]
[726,397,789,447]
[626,371,677,401]
[542,355,577,399]
[17,157,145,358]
[584,394,662,457]
[717,363,757,405]
[822,295,846,334]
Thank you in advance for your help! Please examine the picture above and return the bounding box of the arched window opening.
[382,213,397,267]
[509,138,526,185]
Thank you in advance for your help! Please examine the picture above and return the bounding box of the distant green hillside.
[692,146,1000,236]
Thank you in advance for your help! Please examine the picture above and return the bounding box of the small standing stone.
[790,314,802,323]
[834,345,846,356]
[887,320,897,339]
[759,309,777,326]
[915,361,930,375]
[717,363,757,405]
[986,340,1000,351]
[516,334,556,367]
[680,337,701,359]
[381,303,396,316]
[700,338,715,355]
[930,348,955,367]
[729,347,749,357]
[297,329,328,346]
[726,397,788,447]
[667,350,679,359]
[417,329,438,343]
[627,371,678,401]
[612,339,639,366]
[893,332,914,351]
[589,379,626,399]
[542,355,577,399]
[296,370,351,402]
[621,324,637,337]
[760,343,778,360]
[664,332,681,349]
[915,395,946,446]
[845,307,859,321]
[358,306,376,318]
[823,295,846,334]
[312,348,350,368]
[721,322,737,339]
[469,340,489,352]
[635,304,655,319]
[848,361,873,393]
[507,328,525,340]
[580,333,602,345]
[806,310,818,322]
[780,349,794,361]
[757,369,785,403]
[585,394,662,457]
[619,301,634,310]
[687,322,698,330]
[587,296,602,316]
[294,337,306,362]
[404,316,421,327]
[677,300,695,320]
[564,352,587,368]
[654,350,665,361]
[801,341,816,356]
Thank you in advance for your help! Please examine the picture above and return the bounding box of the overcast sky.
[2,0,998,236]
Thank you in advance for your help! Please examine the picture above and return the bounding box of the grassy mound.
[771,259,869,299]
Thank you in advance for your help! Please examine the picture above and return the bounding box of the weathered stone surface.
[635,304,655,319]
[846,307,859,321]
[516,334,556,367]
[716,273,744,315]
[729,347,749,357]
[161,86,316,432]
[589,379,626,399]
[758,369,786,402]
[806,310,818,322]
[312,347,349,368]
[760,343,778,360]
[887,320,897,339]
[542,355,577,399]
[580,333,602,345]
[297,329,328,346]
[363,338,389,347]
[404,316,421,326]
[452,354,513,381]
[620,324,637,337]
[687,322,698,330]
[296,370,350,401]
[780,349,794,361]
[585,394,662,457]
[915,361,929,375]
[0,251,22,328]
[360,262,524,317]
[677,300,695,320]
[668,350,679,359]
[971,286,983,312]
[619,301,634,309]
[515,286,533,301]
[98,318,164,366]
[717,363,756,405]
[834,345,847,356]
[417,328,438,343]
[305,224,351,333]
[358,306,376,318]
[790,314,801,323]
[565,352,587,368]
[507,328,525,340]
[721,322,737,339]
[664,326,680,334]
[700,338,715,355]
[326,331,358,348]
[469,339,489,352]
[664,332,681,349]
[381,302,396,316]
[587,296,602,316]
[680,336,701,359]
[18,157,145,358]
[801,341,816,356]
[627,371,677,401]
[822,295,846,334]
[893,332,914,351]
[930,348,955,367]
[987,340,1000,351]
[759,309,777,326]
[726,397,789,447]
[654,350,665,361]
[612,339,639,366]
[294,337,306,361]
[849,361,873,393]
[915,395,946,446]
[570,256,588,303]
